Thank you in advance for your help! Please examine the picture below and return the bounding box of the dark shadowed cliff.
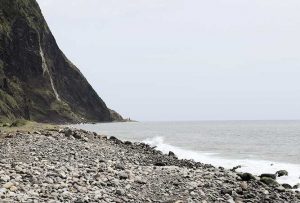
[0,0,123,123]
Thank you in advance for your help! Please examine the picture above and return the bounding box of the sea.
[70,120,300,187]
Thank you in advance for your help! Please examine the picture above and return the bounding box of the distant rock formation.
[109,109,125,122]
[0,0,121,123]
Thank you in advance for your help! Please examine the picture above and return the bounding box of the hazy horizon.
[37,0,300,121]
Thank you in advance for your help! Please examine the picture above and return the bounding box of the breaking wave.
[143,136,300,188]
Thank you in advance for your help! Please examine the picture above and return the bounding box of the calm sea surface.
[70,121,300,186]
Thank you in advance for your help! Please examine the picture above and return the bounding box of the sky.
[37,0,300,121]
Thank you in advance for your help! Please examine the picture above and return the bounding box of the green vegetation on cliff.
[0,0,119,123]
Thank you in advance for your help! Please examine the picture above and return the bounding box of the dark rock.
[124,141,132,145]
[276,170,288,177]
[108,136,123,144]
[281,184,292,189]
[293,184,300,189]
[109,136,118,140]
[230,165,241,172]
[237,173,255,181]
[154,162,166,167]
[260,177,279,186]
[168,151,177,158]
[73,132,82,139]
[5,134,13,138]
[260,173,276,180]
[150,146,157,150]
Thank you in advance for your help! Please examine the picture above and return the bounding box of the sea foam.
[144,136,300,188]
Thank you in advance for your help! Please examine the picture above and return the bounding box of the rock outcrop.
[109,109,125,122]
[0,0,117,123]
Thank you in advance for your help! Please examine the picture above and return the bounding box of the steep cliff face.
[0,0,114,123]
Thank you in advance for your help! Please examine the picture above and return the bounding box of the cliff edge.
[0,0,118,123]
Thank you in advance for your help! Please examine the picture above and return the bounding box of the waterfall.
[39,42,61,101]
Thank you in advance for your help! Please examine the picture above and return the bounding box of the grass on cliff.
[0,90,18,119]
[50,100,77,119]
[0,118,28,128]
[0,0,49,37]
[0,79,24,121]
[0,120,56,133]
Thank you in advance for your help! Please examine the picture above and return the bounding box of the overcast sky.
[37,0,300,121]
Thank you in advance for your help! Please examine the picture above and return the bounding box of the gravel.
[0,127,299,202]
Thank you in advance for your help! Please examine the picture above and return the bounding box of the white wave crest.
[143,136,300,188]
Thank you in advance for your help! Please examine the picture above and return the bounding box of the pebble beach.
[0,127,299,202]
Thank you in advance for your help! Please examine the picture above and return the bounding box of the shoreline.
[141,136,300,187]
[0,127,299,202]
[70,122,300,187]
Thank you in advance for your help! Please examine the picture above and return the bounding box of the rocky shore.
[0,128,299,203]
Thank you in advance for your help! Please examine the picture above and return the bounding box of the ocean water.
[70,121,300,187]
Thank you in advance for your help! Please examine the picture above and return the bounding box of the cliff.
[0,0,117,123]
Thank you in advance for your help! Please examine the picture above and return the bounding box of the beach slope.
[0,127,299,202]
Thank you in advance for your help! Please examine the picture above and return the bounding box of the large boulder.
[293,183,300,189]
[260,173,276,180]
[260,177,279,186]
[237,173,255,181]
[281,183,292,189]
[276,170,288,177]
